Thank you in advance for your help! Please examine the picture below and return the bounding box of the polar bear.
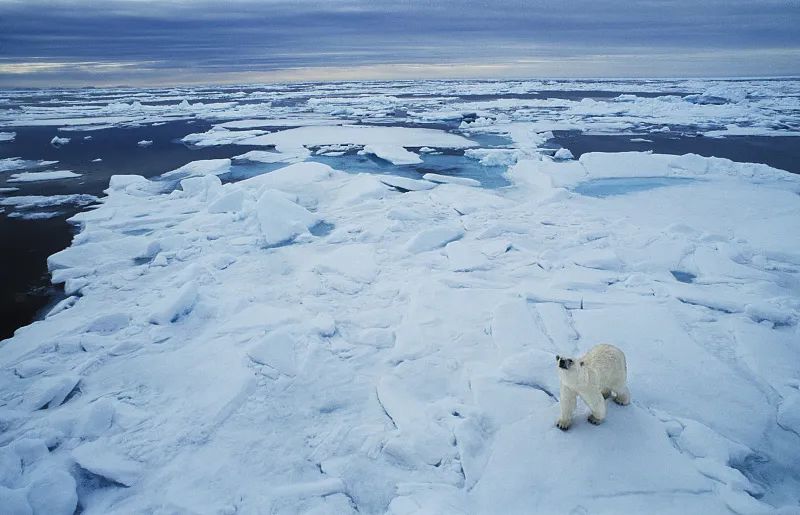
[555,344,629,430]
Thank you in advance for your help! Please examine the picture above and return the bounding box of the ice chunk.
[180,174,223,200]
[247,329,297,376]
[464,148,518,167]
[50,136,70,146]
[553,147,574,160]
[208,189,245,214]
[72,440,142,486]
[0,486,30,515]
[255,189,320,246]
[422,173,480,187]
[445,240,488,271]
[163,158,231,178]
[0,131,15,142]
[406,226,464,253]
[137,140,153,147]
[379,175,436,192]
[361,144,422,165]
[0,158,58,173]
[233,148,309,164]
[313,244,378,283]
[78,399,115,439]
[86,312,130,334]
[107,174,151,194]
[26,470,77,515]
[12,438,49,468]
[26,375,81,410]
[149,281,198,324]
[7,170,80,182]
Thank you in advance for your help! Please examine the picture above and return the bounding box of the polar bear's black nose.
[559,358,569,369]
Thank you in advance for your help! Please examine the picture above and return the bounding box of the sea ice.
[0,131,15,142]
[1,81,799,514]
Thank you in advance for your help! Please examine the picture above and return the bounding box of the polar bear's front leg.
[556,385,577,430]
[583,390,606,425]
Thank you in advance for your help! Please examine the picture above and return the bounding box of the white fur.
[556,344,629,430]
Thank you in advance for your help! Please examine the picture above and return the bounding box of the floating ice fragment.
[50,136,70,146]
[378,175,436,191]
[8,170,81,182]
[0,132,15,142]
[137,140,153,147]
[361,144,422,165]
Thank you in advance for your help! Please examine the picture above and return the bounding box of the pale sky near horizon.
[1,0,798,87]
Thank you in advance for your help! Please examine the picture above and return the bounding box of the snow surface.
[8,170,81,182]
[1,80,800,514]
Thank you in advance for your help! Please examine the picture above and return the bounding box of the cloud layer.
[1,0,798,85]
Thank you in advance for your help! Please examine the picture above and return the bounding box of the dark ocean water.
[1,107,799,340]
[0,121,262,340]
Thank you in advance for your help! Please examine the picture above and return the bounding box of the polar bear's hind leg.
[583,390,606,425]
[614,385,630,406]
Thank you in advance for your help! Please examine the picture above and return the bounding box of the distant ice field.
[0,79,799,514]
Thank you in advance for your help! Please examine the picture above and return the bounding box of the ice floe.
[0,80,799,514]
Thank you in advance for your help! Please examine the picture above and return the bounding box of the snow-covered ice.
[0,131,15,142]
[1,79,800,514]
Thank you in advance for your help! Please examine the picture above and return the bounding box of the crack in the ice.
[375,387,398,430]
[591,487,712,498]
[500,379,557,401]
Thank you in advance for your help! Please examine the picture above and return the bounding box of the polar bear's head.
[556,355,588,385]
[556,355,578,370]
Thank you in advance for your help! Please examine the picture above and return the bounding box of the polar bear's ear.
[555,355,560,362]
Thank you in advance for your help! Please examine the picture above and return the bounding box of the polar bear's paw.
[587,414,604,425]
[613,387,631,406]
[556,419,572,431]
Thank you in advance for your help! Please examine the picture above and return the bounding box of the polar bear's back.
[583,344,627,388]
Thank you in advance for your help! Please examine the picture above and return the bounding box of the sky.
[0,0,799,86]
